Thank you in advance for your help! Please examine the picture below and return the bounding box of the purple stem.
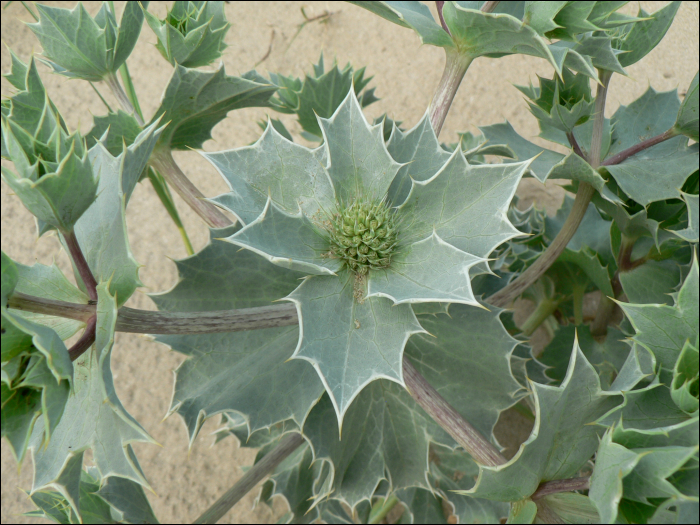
[68,315,96,361]
[435,1,451,35]
[63,230,98,301]
[566,132,586,161]
[602,128,677,166]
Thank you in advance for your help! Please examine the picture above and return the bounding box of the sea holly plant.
[0,1,698,525]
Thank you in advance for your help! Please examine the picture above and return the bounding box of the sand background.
[1,1,698,523]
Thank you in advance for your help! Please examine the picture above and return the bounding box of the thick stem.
[480,1,500,13]
[104,72,144,126]
[602,128,678,167]
[67,315,96,361]
[369,495,401,524]
[487,183,596,307]
[520,297,559,337]
[7,294,299,335]
[589,69,612,170]
[63,230,98,301]
[429,49,473,137]
[149,148,233,229]
[531,476,591,500]
[12,293,505,469]
[193,433,305,524]
[590,267,623,338]
[403,357,506,467]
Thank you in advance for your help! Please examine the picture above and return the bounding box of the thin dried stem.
[193,433,305,524]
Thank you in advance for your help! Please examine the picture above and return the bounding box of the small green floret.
[325,198,398,275]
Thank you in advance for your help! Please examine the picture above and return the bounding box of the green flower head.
[204,88,531,424]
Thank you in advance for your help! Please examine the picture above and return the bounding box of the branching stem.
[149,148,233,229]
[602,128,678,166]
[63,230,98,301]
[67,315,96,361]
[487,69,613,308]
[193,433,305,524]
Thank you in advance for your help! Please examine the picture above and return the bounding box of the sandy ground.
[1,1,698,523]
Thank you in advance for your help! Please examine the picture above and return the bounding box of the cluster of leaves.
[1,1,698,524]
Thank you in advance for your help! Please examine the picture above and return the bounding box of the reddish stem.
[68,315,96,361]
[602,128,677,166]
[63,230,98,301]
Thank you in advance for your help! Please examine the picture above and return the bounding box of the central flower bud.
[326,198,398,275]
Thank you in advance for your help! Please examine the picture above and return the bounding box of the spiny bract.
[325,198,398,275]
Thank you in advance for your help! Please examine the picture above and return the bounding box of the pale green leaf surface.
[149,64,277,150]
[671,340,699,415]
[555,246,614,297]
[2,310,72,386]
[443,3,558,71]
[29,283,156,494]
[428,444,509,524]
[398,150,529,258]
[609,343,656,392]
[286,274,424,425]
[606,88,680,159]
[619,257,698,370]
[85,110,142,157]
[623,446,697,504]
[13,261,88,341]
[547,152,607,195]
[508,499,537,524]
[1,380,42,464]
[386,113,453,206]
[368,232,483,304]
[406,304,522,443]
[523,1,568,35]
[257,441,320,523]
[616,2,681,68]
[479,121,564,182]
[671,193,699,243]
[619,259,682,306]
[143,1,228,68]
[541,493,600,524]
[302,385,436,509]
[347,1,453,48]
[205,123,333,225]
[29,2,146,81]
[223,199,341,276]
[318,89,402,203]
[96,473,159,524]
[598,382,690,431]
[675,71,699,141]
[561,34,626,75]
[589,430,642,524]
[72,121,162,305]
[395,487,447,524]
[151,227,323,442]
[462,342,621,501]
[2,123,97,233]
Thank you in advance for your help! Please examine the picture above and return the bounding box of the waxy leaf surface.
[150,64,277,150]
[461,341,621,501]
[151,227,323,443]
[618,256,698,371]
[29,283,156,502]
